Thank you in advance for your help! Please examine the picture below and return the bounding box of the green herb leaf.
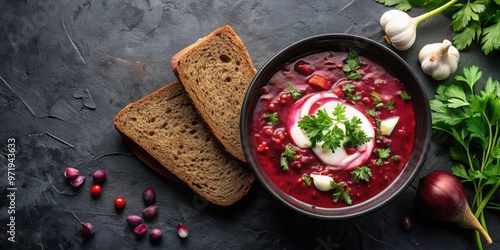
[374,0,412,11]
[399,91,411,101]
[302,174,312,186]
[285,83,302,100]
[374,147,391,159]
[263,112,278,126]
[280,145,296,171]
[342,83,362,104]
[330,180,352,205]
[343,50,363,80]
[344,116,372,148]
[351,165,372,183]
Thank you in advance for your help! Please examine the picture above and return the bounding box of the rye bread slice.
[171,25,256,162]
[114,81,254,206]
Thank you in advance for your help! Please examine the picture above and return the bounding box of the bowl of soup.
[240,34,431,219]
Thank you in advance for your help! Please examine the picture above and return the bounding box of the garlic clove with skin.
[418,39,460,80]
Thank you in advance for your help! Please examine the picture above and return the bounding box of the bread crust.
[114,81,254,206]
[171,25,256,162]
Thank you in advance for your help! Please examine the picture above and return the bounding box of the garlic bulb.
[418,39,459,80]
[380,10,417,51]
[379,0,458,51]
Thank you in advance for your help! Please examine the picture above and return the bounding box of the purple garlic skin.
[134,224,147,236]
[126,214,142,227]
[142,204,158,220]
[92,169,107,183]
[71,176,85,188]
[64,167,80,179]
[149,228,163,240]
[142,187,156,205]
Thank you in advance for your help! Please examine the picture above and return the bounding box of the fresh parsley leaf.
[399,91,411,101]
[285,83,302,100]
[263,112,278,126]
[366,109,377,117]
[374,0,412,11]
[342,83,362,104]
[386,100,395,111]
[280,145,296,171]
[343,50,363,80]
[391,155,399,162]
[481,19,500,57]
[351,165,372,183]
[330,180,352,205]
[302,174,312,186]
[344,116,372,148]
[374,147,391,159]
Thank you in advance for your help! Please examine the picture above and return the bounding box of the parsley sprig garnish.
[280,145,296,171]
[351,165,372,183]
[263,112,278,126]
[284,83,302,100]
[297,103,371,152]
[374,0,500,55]
[330,180,352,205]
[343,50,362,80]
[374,147,391,165]
[430,65,500,249]
[342,83,362,104]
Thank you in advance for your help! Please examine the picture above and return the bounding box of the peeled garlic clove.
[310,174,334,191]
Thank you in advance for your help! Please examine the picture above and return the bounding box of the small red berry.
[114,196,126,209]
[90,184,102,196]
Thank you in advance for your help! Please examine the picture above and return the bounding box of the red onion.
[416,171,492,244]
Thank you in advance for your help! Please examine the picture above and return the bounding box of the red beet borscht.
[250,50,416,208]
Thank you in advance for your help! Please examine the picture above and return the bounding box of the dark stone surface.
[1,0,499,249]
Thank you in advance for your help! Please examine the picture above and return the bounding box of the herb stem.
[413,0,457,24]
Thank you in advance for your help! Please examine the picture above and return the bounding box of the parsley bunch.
[375,0,500,55]
[430,65,500,249]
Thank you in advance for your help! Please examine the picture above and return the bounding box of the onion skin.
[416,171,492,244]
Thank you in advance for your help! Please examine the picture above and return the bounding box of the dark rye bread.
[171,25,257,162]
[114,81,254,206]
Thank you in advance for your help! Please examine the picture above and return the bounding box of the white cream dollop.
[287,92,375,171]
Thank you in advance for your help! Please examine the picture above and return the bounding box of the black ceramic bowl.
[240,34,431,219]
